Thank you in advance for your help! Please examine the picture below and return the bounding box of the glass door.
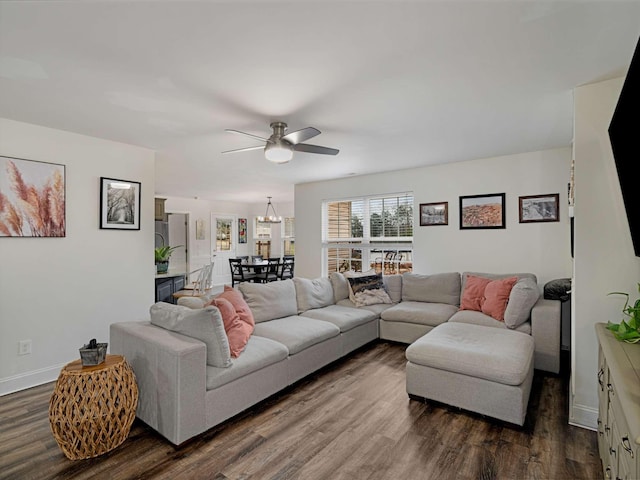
[211,214,236,285]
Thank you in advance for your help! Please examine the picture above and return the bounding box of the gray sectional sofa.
[110,271,560,445]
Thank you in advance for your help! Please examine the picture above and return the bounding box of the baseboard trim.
[569,401,598,431]
[0,363,65,396]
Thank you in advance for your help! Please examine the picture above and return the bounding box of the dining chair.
[251,255,263,262]
[279,257,294,280]
[237,255,249,262]
[256,258,280,283]
[192,261,214,296]
[229,258,256,287]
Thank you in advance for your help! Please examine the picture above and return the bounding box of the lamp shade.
[264,141,293,163]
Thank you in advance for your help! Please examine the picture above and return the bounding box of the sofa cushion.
[336,298,396,315]
[205,335,289,390]
[212,298,253,358]
[383,274,403,304]
[214,286,255,327]
[402,272,461,306]
[460,274,492,311]
[449,310,531,334]
[346,273,392,307]
[405,322,534,386]
[253,316,340,355]
[300,305,377,332]
[504,277,541,329]
[481,277,518,321]
[149,302,232,368]
[293,277,334,313]
[330,272,351,303]
[380,301,458,327]
[238,279,298,323]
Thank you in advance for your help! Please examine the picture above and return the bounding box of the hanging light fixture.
[257,196,282,224]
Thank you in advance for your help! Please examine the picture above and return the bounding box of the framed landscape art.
[100,177,141,230]
[419,202,448,226]
[0,156,66,237]
[519,193,560,223]
[459,193,505,229]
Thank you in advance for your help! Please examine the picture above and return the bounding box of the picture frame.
[195,218,205,240]
[0,155,66,237]
[238,218,247,243]
[419,202,448,226]
[519,193,560,223]
[100,177,141,230]
[459,193,506,229]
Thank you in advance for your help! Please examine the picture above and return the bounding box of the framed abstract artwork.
[100,177,141,230]
[238,218,247,243]
[0,156,66,237]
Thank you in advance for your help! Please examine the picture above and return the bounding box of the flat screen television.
[608,36,640,257]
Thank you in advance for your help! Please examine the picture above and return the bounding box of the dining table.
[241,259,269,274]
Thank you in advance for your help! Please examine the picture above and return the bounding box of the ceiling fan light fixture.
[264,140,293,163]
[257,196,282,224]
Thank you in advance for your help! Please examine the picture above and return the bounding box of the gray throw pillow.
[402,272,461,306]
[150,302,232,368]
[238,279,298,322]
[504,277,540,328]
[293,277,334,313]
[329,272,350,303]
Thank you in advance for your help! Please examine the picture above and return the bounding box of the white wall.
[572,77,640,428]
[0,119,155,395]
[296,147,572,287]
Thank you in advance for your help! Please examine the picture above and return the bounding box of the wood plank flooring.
[0,342,601,480]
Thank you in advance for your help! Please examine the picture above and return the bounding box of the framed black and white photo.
[519,193,560,223]
[419,202,448,226]
[100,177,141,230]
[459,193,506,229]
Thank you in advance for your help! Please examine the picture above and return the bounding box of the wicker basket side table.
[48,354,138,460]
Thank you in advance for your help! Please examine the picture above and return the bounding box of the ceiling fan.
[222,122,339,164]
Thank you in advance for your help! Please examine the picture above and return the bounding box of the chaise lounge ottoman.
[405,322,534,426]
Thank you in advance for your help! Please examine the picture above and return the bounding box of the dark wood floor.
[0,341,601,480]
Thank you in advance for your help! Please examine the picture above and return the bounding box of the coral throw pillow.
[214,285,255,327]
[481,277,518,322]
[213,298,253,358]
[460,275,492,311]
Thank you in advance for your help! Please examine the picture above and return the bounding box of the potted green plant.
[606,283,640,343]
[155,245,182,274]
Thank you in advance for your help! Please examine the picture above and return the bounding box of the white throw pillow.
[150,302,232,368]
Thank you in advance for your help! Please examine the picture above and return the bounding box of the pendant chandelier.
[257,196,282,224]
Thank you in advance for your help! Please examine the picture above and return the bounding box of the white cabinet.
[596,324,640,480]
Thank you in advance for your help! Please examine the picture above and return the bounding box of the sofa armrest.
[530,298,561,374]
[110,321,207,445]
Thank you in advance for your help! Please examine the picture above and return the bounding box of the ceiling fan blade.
[293,143,339,155]
[221,145,265,154]
[282,127,321,145]
[225,129,270,143]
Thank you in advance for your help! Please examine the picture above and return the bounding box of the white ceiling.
[1,1,639,204]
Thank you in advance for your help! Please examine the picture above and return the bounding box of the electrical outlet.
[18,339,32,356]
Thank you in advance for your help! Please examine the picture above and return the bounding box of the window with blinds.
[283,217,295,256]
[323,194,413,275]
